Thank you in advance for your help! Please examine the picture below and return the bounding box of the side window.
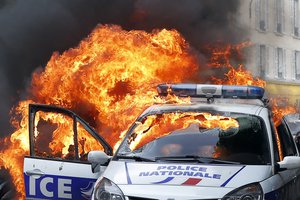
[34,111,74,159]
[33,110,105,161]
[77,121,104,161]
[276,122,297,157]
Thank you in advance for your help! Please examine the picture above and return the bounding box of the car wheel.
[0,168,15,200]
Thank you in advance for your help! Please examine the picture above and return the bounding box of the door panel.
[24,157,105,199]
[276,118,300,199]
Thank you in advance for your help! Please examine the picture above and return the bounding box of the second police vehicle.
[23,84,300,200]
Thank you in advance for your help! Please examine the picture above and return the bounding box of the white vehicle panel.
[103,161,271,188]
[24,157,104,200]
[141,103,263,117]
[119,184,231,199]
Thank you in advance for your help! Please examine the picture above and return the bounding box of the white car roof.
[140,98,266,117]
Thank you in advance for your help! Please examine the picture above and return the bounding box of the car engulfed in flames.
[0,24,298,199]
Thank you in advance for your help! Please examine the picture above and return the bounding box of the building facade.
[239,0,300,108]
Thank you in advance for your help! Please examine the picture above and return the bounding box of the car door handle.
[25,169,45,178]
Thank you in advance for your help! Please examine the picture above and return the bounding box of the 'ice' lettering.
[58,179,72,199]
[40,177,54,197]
[28,176,72,199]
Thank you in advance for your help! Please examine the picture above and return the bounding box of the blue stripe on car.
[220,166,245,187]
[124,162,132,184]
[152,177,175,184]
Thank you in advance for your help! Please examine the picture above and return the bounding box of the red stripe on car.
[181,178,202,185]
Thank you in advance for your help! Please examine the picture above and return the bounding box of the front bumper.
[118,184,232,200]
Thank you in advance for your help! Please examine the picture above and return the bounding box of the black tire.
[0,167,15,200]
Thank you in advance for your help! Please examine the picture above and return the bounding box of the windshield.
[117,111,270,165]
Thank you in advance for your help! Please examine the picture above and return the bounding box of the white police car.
[24,84,300,200]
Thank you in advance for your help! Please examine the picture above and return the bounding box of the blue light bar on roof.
[157,84,265,99]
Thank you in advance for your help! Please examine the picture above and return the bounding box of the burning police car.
[23,84,300,200]
[90,84,300,200]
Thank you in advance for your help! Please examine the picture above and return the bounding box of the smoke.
[0,0,246,136]
[131,0,245,45]
[129,0,247,80]
[0,0,134,135]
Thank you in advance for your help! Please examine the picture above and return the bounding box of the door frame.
[28,103,113,158]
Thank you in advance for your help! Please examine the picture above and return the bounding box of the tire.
[0,167,15,200]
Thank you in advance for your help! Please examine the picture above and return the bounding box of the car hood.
[103,161,272,188]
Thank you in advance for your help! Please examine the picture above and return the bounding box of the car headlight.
[94,177,125,200]
[222,183,263,200]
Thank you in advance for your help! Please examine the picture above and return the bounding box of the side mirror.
[88,151,111,173]
[277,156,300,170]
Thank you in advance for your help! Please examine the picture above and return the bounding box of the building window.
[294,0,300,37]
[259,45,266,77]
[275,0,284,33]
[276,48,284,78]
[295,51,300,79]
[256,0,268,31]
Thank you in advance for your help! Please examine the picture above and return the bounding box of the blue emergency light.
[157,84,265,99]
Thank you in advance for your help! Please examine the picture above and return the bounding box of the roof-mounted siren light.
[157,84,265,99]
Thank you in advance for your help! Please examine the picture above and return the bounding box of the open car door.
[270,113,300,199]
[24,104,112,200]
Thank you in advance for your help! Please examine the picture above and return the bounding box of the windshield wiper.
[116,155,156,162]
[155,155,241,164]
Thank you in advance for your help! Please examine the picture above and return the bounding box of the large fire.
[0,25,297,199]
[208,42,266,88]
[0,24,198,199]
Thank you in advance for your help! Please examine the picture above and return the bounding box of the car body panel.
[119,184,232,199]
[24,157,105,200]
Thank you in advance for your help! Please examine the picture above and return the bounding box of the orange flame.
[271,98,298,127]
[0,25,198,199]
[208,42,265,88]
[212,65,266,88]
[270,98,297,161]
[0,101,31,200]
[207,41,251,68]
